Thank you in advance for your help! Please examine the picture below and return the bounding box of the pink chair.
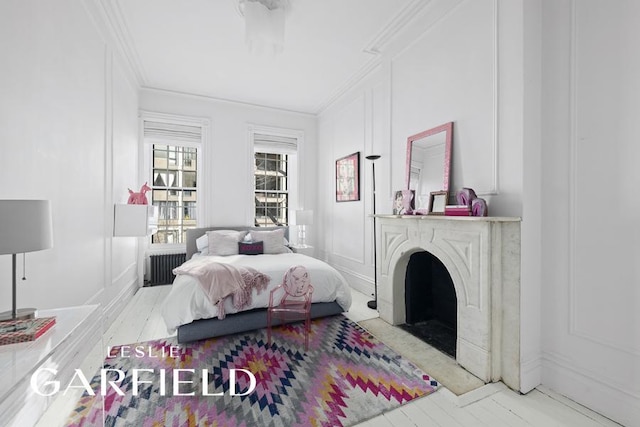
[267,265,314,350]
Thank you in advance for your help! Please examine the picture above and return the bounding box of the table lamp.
[0,200,53,321]
[295,209,313,247]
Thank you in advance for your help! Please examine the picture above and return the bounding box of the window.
[142,114,207,245]
[254,152,289,226]
[251,128,301,228]
[151,144,197,244]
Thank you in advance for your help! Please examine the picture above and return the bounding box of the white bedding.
[161,253,352,334]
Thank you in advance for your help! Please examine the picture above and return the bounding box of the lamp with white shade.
[0,200,53,321]
[294,209,313,247]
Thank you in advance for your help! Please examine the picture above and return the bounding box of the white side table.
[0,305,102,427]
[290,245,315,258]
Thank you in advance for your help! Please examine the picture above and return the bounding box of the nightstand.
[290,245,315,258]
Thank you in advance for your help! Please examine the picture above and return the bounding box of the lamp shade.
[0,200,53,255]
[295,210,313,226]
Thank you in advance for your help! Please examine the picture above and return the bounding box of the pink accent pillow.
[239,241,264,255]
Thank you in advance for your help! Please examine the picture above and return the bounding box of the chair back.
[282,265,312,297]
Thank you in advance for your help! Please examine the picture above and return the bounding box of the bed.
[160,226,352,343]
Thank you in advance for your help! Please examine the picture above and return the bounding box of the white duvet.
[161,253,352,334]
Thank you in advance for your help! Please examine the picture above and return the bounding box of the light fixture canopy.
[238,0,291,55]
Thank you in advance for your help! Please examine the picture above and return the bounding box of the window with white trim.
[252,131,300,227]
[142,116,206,245]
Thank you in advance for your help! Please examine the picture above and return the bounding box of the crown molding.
[362,0,433,55]
[314,0,432,115]
[140,86,316,118]
[96,0,148,86]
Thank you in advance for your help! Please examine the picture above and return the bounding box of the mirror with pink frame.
[405,122,453,213]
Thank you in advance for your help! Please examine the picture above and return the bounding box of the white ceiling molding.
[362,0,432,55]
[315,0,433,115]
[99,0,148,86]
[139,86,316,118]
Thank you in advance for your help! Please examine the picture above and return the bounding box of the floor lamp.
[366,155,381,310]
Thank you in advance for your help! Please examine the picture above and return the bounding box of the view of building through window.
[254,152,288,226]
[151,144,197,243]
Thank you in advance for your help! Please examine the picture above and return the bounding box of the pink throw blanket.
[173,259,270,319]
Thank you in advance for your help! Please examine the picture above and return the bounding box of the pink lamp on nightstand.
[0,200,53,321]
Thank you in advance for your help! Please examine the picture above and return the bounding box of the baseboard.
[541,353,639,427]
[103,267,138,330]
[331,265,373,297]
[519,354,542,394]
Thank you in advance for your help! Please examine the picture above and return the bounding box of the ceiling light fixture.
[238,0,291,55]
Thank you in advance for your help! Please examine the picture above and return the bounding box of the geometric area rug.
[65,315,439,427]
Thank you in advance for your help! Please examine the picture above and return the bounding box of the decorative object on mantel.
[0,200,54,321]
[456,187,477,206]
[237,0,291,56]
[393,190,415,215]
[365,154,381,310]
[335,152,360,202]
[0,316,56,346]
[428,191,448,215]
[471,198,488,217]
[444,205,471,216]
[127,182,151,205]
[453,187,488,217]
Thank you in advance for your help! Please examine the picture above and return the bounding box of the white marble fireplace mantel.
[374,215,521,390]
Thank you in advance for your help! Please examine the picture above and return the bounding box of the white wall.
[138,89,317,238]
[540,1,640,425]
[0,0,140,319]
[316,0,531,333]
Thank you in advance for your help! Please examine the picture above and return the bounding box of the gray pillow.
[206,230,248,256]
[249,229,289,254]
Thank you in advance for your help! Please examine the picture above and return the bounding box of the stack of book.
[445,205,472,216]
[0,317,56,346]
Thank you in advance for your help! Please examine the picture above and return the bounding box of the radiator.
[149,253,186,286]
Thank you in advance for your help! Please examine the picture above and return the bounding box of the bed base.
[177,301,344,343]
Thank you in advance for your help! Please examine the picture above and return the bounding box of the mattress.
[161,252,352,334]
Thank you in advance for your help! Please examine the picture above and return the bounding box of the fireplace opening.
[399,251,457,358]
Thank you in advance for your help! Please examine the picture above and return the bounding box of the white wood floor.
[38,286,621,427]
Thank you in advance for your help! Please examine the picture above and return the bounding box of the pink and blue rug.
[66,315,438,426]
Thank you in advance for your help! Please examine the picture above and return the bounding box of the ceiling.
[107,0,426,114]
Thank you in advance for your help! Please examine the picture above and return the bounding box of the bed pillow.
[248,229,289,254]
[206,230,248,256]
[195,234,209,255]
[238,241,264,255]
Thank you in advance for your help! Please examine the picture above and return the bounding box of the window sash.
[254,151,289,226]
[149,141,200,245]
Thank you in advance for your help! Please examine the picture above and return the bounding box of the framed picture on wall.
[335,152,360,202]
